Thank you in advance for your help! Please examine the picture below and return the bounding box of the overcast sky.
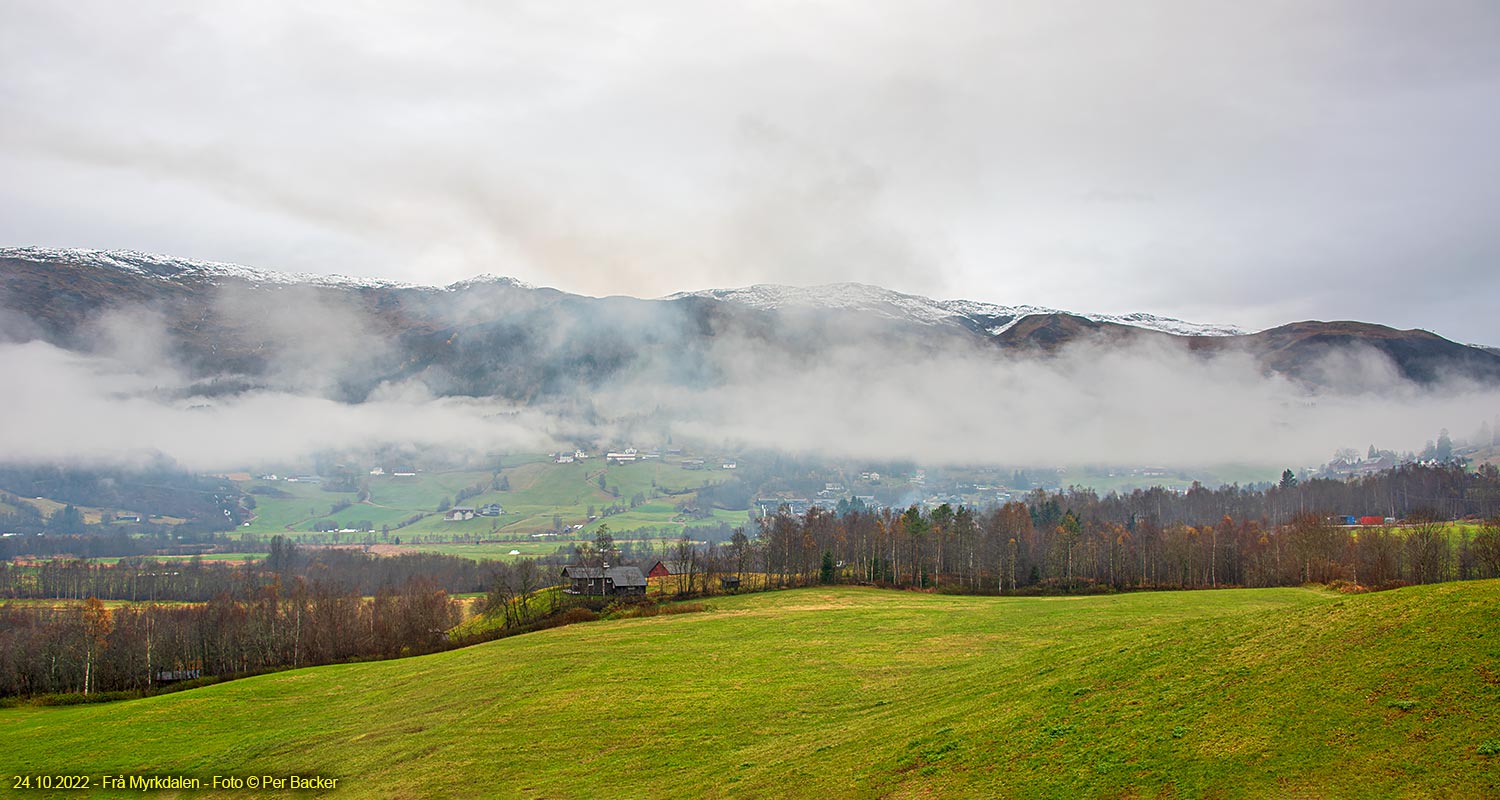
[3,1,1498,342]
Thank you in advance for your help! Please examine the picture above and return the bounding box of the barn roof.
[604,566,647,587]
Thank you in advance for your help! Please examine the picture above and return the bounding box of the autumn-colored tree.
[1057,511,1082,586]
[1473,518,1500,579]
[81,597,113,695]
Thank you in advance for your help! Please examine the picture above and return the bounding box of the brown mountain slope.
[1195,321,1500,384]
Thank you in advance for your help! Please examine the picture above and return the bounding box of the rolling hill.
[2,582,1496,798]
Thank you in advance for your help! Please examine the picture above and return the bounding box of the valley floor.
[2,583,1498,798]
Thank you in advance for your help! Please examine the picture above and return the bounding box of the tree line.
[0,577,457,699]
[0,537,481,698]
[749,505,1499,593]
[742,464,1500,593]
[548,464,1500,595]
[0,540,492,602]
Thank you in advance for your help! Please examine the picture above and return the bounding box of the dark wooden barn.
[561,565,648,596]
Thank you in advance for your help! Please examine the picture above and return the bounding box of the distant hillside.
[3,583,1496,798]
[3,247,1499,406]
[1208,321,1500,385]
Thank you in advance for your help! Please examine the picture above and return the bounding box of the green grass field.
[394,541,560,560]
[75,553,265,565]
[235,459,743,545]
[3,582,1497,798]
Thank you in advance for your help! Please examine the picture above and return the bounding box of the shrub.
[556,607,600,625]
[602,601,708,620]
[37,690,136,706]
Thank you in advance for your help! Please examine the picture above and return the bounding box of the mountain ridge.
[669,282,1248,338]
[3,246,1498,400]
[6,246,1243,336]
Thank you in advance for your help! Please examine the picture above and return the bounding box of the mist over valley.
[3,246,1496,475]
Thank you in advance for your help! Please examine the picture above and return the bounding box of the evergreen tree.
[47,504,85,534]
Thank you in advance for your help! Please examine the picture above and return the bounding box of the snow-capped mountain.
[0,246,420,290]
[1,247,545,294]
[441,274,536,292]
[7,247,1236,336]
[4,247,1497,398]
[669,283,1246,338]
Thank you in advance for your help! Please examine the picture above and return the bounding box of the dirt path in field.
[293,543,420,557]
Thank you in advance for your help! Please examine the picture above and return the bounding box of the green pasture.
[4,582,1497,798]
[400,536,684,563]
[396,541,559,560]
[577,502,748,536]
[235,459,742,541]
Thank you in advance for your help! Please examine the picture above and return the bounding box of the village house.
[606,447,639,464]
[755,498,810,517]
[445,506,476,521]
[478,503,503,516]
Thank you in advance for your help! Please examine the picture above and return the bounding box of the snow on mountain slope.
[1,247,542,293]
[3,247,1240,336]
[442,274,536,291]
[668,283,1245,337]
[0,246,421,289]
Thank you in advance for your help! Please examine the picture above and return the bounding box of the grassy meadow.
[235,458,743,547]
[3,582,1498,798]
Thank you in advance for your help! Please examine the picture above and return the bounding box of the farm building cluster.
[561,560,741,596]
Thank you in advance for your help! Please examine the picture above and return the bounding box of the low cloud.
[0,340,560,470]
[2,293,1492,474]
[614,332,1500,468]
